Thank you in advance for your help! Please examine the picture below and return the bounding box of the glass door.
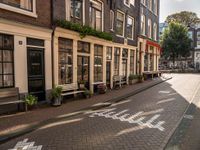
[122,59,127,77]
[77,56,90,89]
[27,48,45,101]
[106,61,111,88]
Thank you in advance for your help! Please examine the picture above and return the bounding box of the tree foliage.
[166,11,200,27]
[160,22,192,63]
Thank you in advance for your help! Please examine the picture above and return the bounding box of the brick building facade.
[0,0,160,105]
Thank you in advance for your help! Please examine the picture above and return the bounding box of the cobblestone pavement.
[1,74,200,150]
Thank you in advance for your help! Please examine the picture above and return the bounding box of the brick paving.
[165,76,200,150]
[0,74,200,150]
[0,77,168,137]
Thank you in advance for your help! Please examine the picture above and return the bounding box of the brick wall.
[0,0,51,28]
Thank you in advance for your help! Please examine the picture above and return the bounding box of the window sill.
[116,34,124,38]
[0,3,37,18]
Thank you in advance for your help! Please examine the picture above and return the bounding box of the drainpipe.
[51,0,55,88]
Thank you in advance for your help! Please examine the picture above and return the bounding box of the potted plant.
[24,94,38,110]
[51,86,63,106]
[78,80,86,90]
[83,89,92,99]
[129,74,138,85]
[138,75,144,83]
[97,83,107,94]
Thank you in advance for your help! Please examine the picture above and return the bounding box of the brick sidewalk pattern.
[0,77,169,139]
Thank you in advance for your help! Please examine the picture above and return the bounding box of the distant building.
[159,22,200,70]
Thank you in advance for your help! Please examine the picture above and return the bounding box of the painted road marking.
[89,108,165,131]
[8,138,42,150]
[157,98,176,104]
[159,91,171,94]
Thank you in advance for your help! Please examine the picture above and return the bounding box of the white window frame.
[116,10,125,37]
[0,0,37,18]
[66,0,85,25]
[153,0,158,15]
[149,0,152,11]
[141,14,146,35]
[89,0,104,32]
[124,0,130,7]
[130,0,135,6]
[148,19,152,38]
[110,10,114,31]
[153,23,157,41]
[127,16,135,40]
[141,0,146,6]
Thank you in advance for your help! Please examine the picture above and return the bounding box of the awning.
[146,40,161,49]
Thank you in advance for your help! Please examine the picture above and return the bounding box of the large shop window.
[0,0,33,11]
[144,53,148,71]
[122,49,128,77]
[116,11,125,36]
[114,47,120,75]
[58,38,73,85]
[150,54,153,71]
[94,45,103,82]
[130,50,135,74]
[78,41,90,53]
[0,34,14,88]
[71,0,82,19]
[89,0,103,31]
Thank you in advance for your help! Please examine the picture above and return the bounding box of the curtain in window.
[20,0,32,11]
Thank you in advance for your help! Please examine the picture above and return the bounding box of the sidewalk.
[165,77,200,150]
[0,75,171,143]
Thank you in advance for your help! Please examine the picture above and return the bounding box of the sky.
[160,0,200,23]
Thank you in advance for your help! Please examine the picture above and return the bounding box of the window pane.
[0,0,33,11]
[3,63,13,74]
[0,75,2,87]
[0,51,2,62]
[27,38,44,47]
[3,35,13,49]
[58,38,73,84]
[116,12,124,36]
[127,17,133,39]
[0,35,2,49]
[78,41,90,53]
[106,47,112,60]
[89,0,102,31]
[122,49,128,58]
[0,63,2,74]
[94,45,103,82]
[3,75,13,87]
[3,50,12,62]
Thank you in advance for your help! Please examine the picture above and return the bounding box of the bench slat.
[61,91,84,96]
[0,100,24,105]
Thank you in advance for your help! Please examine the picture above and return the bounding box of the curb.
[0,77,172,145]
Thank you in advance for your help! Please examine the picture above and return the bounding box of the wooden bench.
[143,71,161,80]
[61,83,84,97]
[113,75,127,89]
[0,88,27,112]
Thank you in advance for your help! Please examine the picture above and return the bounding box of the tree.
[166,11,200,27]
[160,22,192,65]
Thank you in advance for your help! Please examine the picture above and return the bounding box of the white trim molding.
[0,0,37,18]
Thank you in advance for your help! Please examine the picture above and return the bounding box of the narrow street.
[1,74,200,150]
